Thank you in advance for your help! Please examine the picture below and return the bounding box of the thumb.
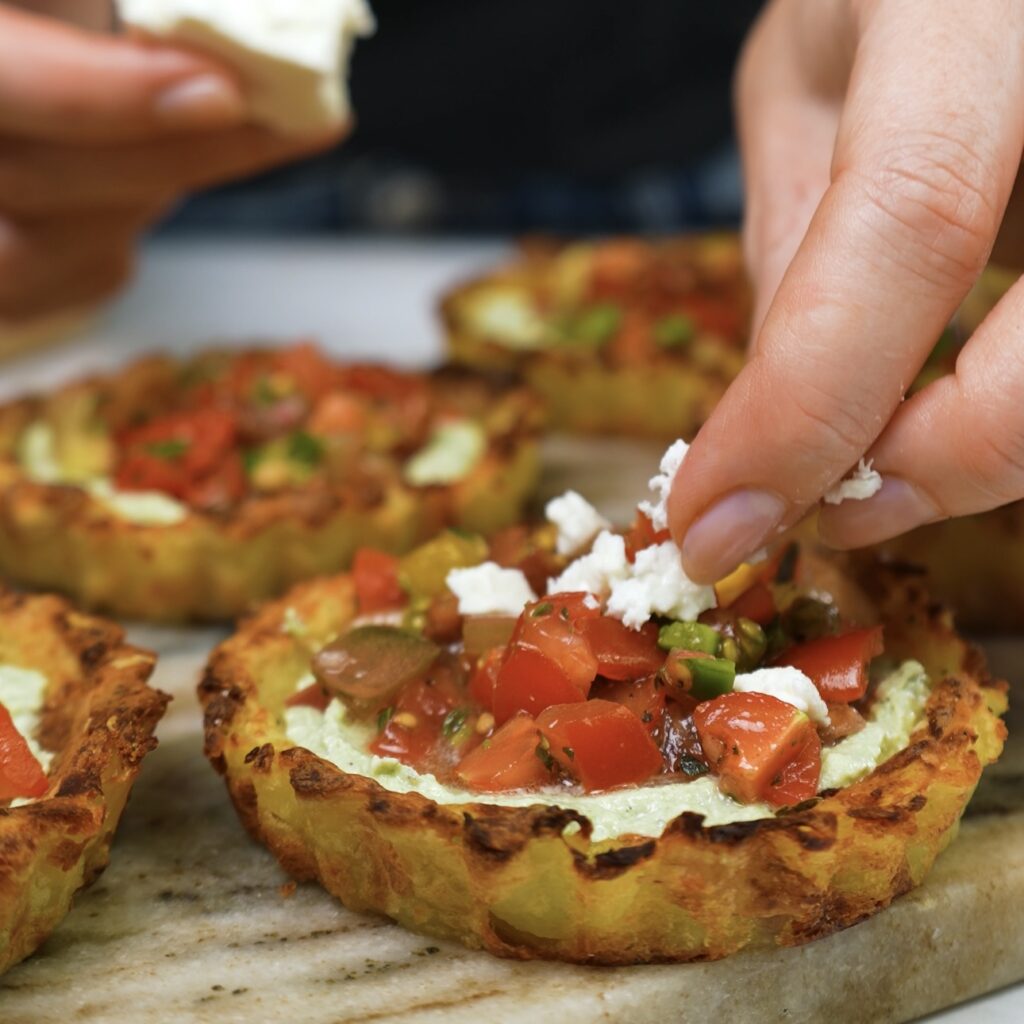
[0,6,247,142]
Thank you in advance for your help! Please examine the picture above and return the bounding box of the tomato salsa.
[299,522,888,809]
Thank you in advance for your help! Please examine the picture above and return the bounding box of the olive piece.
[312,626,440,705]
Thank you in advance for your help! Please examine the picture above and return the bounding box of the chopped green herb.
[535,741,556,771]
[442,708,469,739]
[531,602,553,618]
[678,755,709,778]
[377,706,395,732]
[287,431,325,467]
[652,313,695,349]
[658,620,721,654]
[559,606,571,621]
[242,447,263,476]
[254,376,278,406]
[144,439,188,461]
[567,304,622,348]
[562,746,575,761]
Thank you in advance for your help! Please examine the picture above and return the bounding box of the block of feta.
[823,459,883,505]
[545,490,612,556]
[733,666,830,726]
[446,562,536,617]
[118,0,376,133]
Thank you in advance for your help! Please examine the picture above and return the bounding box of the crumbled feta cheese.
[582,593,601,610]
[605,540,717,630]
[118,0,376,134]
[823,459,883,505]
[545,490,612,556]
[446,562,536,616]
[638,438,689,531]
[733,666,830,726]
[547,530,629,597]
[404,420,486,487]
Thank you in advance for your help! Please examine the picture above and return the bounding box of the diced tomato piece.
[693,691,819,805]
[469,647,505,710]
[776,627,884,703]
[455,714,550,792]
[369,670,461,769]
[285,682,330,712]
[729,582,777,626]
[352,548,405,614]
[763,729,821,807]
[537,700,663,791]
[493,647,589,724]
[338,364,425,402]
[115,408,240,501]
[273,342,339,403]
[594,675,666,736]
[488,527,561,595]
[680,294,743,340]
[510,600,599,685]
[624,511,671,562]
[182,452,247,509]
[308,392,368,435]
[579,618,663,681]
[0,703,47,801]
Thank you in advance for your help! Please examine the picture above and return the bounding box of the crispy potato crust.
[0,589,168,975]
[199,555,1006,964]
[0,354,542,623]
[440,236,747,439]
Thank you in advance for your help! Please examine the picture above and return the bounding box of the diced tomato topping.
[679,294,743,339]
[764,729,821,807]
[308,392,368,435]
[594,675,666,736]
[469,647,504,711]
[338,364,425,402]
[488,527,562,595]
[776,627,884,703]
[368,670,461,768]
[537,700,663,791]
[579,618,663,681]
[493,647,590,724]
[624,511,671,562]
[352,548,405,615]
[272,342,340,403]
[285,682,331,712]
[729,582,777,626]
[0,703,48,801]
[693,691,820,806]
[455,714,550,792]
[115,407,243,506]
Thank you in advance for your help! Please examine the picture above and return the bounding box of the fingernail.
[681,489,788,583]
[818,477,942,549]
[155,74,246,128]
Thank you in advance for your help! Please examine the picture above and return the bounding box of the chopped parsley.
[376,707,395,732]
[441,708,469,740]
[144,439,188,461]
[287,431,325,467]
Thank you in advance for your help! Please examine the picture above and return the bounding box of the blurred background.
[156,1,764,238]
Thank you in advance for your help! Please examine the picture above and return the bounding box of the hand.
[0,5,345,322]
[667,0,1024,583]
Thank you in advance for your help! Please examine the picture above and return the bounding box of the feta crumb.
[733,666,830,726]
[547,530,629,597]
[446,562,536,616]
[545,490,612,556]
[823,459,883,505]
[638,438,689,531]
[606,541,717,630]
[583,594,601,610]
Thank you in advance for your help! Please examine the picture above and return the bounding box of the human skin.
[668,0,1024,583]
[0,2,345,323]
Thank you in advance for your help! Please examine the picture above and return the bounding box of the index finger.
[0,6,247,142]
[669,0,1024,583]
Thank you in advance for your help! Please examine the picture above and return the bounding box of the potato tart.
[0,588,167,975]
[201,455,1005,964]
[0,344,541,623]
[441,234,749,438]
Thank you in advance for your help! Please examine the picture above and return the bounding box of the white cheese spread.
[285,659,931,841]
[0,665,53,801]
[118,0,376,133]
